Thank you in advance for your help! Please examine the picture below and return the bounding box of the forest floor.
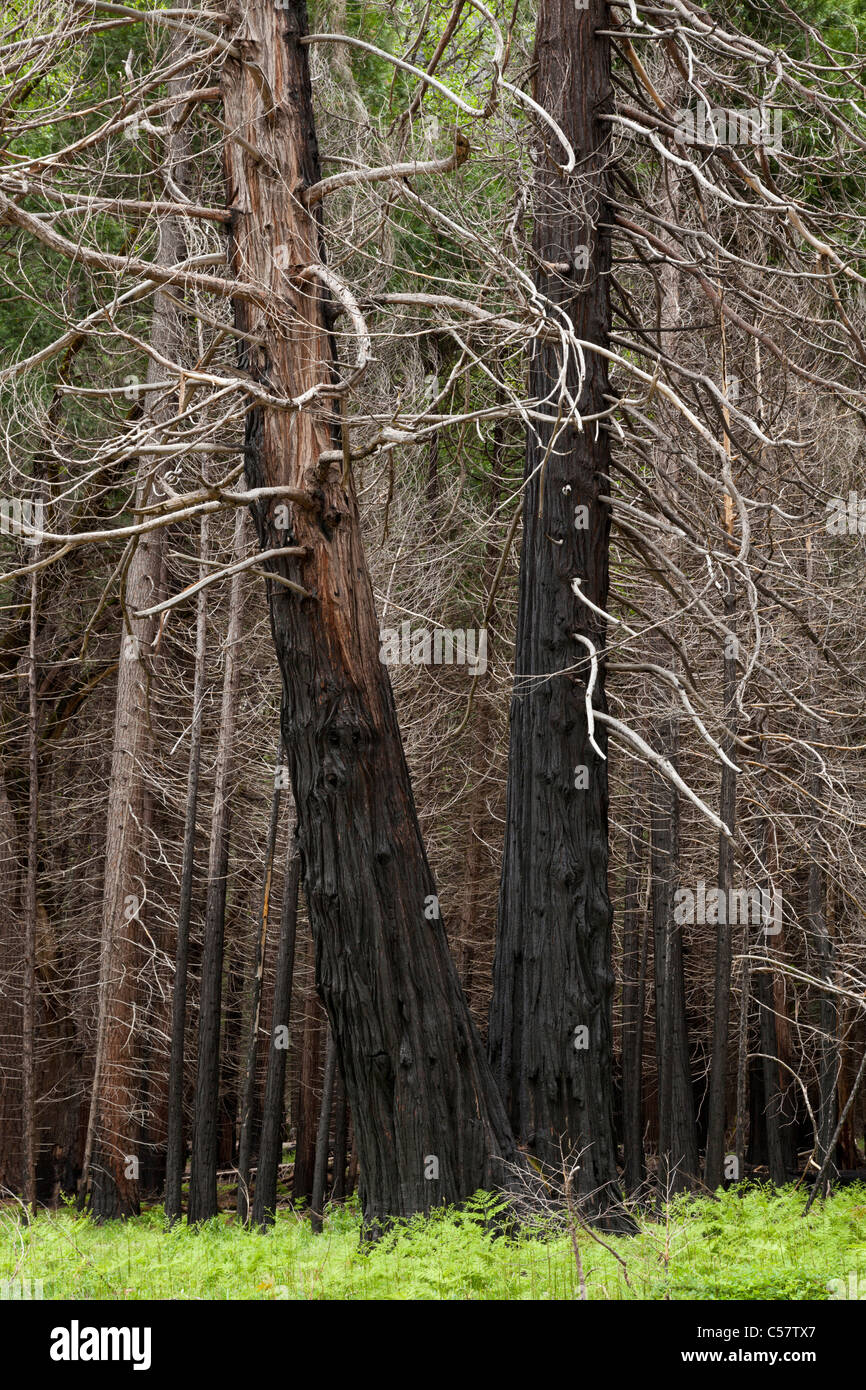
[1,1185,864,1300]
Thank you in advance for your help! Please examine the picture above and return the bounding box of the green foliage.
[1,1185,864,1300]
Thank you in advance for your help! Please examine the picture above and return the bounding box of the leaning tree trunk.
[487,0,625,1221]
[220,0,520,1231]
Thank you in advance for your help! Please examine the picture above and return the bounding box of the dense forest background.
[2,0,866,1244]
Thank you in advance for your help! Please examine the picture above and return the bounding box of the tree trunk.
[487,0,624,1223]
[812,856,837,1181]
[292,975,324,1209]
[237,736,283,1222]
[621,806,645,1193]
[22,553,39,1215]
[221,0,520,1231]
[188,509,247,1222]
[252,831,301,1229]
[80,446,166,1221]
[80,54,192,1219]
[651,730,699,1193]
[310,1026,337,1233]
[705,584,738,1189]
[754,825,786,1185]
[0,771,22,1193]
[331,1067,348,1203]
[165,516,209,1222]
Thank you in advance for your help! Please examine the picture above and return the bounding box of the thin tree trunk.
[652,734,699,1193]
[331,1068,348,1203]
[237,735,283,1222]
[22,554,39,1216]
[705,582,738,1189]
[804,538,838,1183]
[188,509,247,1223]
[810,853,837,1183]
[310,1026,337,1233]
[0,771,22,1193]
[755,822,786,1185]
[165,515,209,1223]
[80,53,190,1219]
[487,0,625,1225]
[735,933,750,1178]
[252,832,301,1229]
[292,978,324,1209]
[221,0,520,1230]
[621,806,644,1193]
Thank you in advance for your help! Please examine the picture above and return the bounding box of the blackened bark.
[292,980,324,1208]
[252,835,300,1228]
[811,854,837,1181]
[756,965,787,1184]
[705,586,738,1189]
[651,733,698,1193]
[310,1026,337,1233]
[331,1068,348,1202]
[188,511,246,1223]
[221,0,521,1230]
[621,810,645,1193]
[23,556,39,1215]
[752,825,786,1184]
[165,516,209,1223]
[487,0,625,1225]
[237,736,283,1222]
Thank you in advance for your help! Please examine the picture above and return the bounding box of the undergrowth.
[0,1184,864,1300]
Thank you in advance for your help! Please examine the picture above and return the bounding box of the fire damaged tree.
[219,0,521,1231]
[188,510,246,1223]
[487,0,626,1223]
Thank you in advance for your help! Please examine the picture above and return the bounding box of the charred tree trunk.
[22,554,39,1215]
[705,583,738,1190]
[487,0,624,1223]
[292,978,324,1209]
[252,832,301,1229]
[188,510,246,1223]
[221,0,520,1230]
[237,736,283,1222]
[331,1067,348,1203]
[754,826,786,1185]
[651,735,699,1194]
[310,1025,337,1233]
[812,856,837,1182]
[621,807,645,1193]
[165,516,209,1223]
[0,771,22,1193]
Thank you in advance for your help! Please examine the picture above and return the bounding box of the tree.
[218,0,521,1229]
[488,0,626,1222]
